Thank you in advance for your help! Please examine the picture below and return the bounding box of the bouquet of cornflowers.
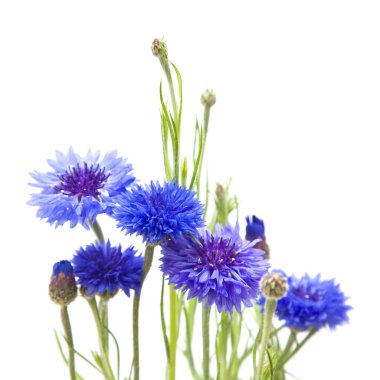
[28,39,351,380]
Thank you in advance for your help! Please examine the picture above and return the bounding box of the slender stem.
[132,296,141,380]
[229,311,242,380]
[194,105,212,195]
[203,106,210,135]
[217,312,230,380]
[183,299,200,380]
[60,306,76,380]
[132,244,155,380]
[202,303,211,380]
[160,278,170,361]
[159,53,181,380]
[87,297,115,380]
[276,330,316,370]
[255,299,277,380]
[168,285,178,380]
[161,61,178,126]
[99,298,110,354]
[161,59,180,182]
[90,219,105,243]
[280,331,297,363]
[199,105,211,189]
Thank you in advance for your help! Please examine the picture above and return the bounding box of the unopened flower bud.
[245,215,270,259]
[260,273,288,300]
[151,38,168,60]
[215,183,225,199]
[201,89,216,108]
[49,260,77,306]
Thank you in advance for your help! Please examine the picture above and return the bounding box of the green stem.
[159,53,181,380]
[132,244,155,380]
[162,61,178,126]
[161,59,180,181]
[203,106,210,136]
[191,105,212,195]
[255,299,277,380]
[228,311,242,380]
[183,298,200,380]
[90,219,105,243]
[168,285,178,380]
[217,312,230,380]
[132,296,140,380]
[160,278,170,361]
[99,298,109,354]
[60,306,76,380]
[280,331,297,364]
[87,298,115,380]
[276,330,316,370]
[202,303,211,380]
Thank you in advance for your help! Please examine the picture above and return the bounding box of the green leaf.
[106,326,120,380]
[53,330,87,380]
[91,351,105,373]
[181,157,188,186]
[203,170,210,218]
[253,325,263,374]
[160,81,177,148]
[160,278,170,361]
[54,329,68,364]
[189,122,204,190]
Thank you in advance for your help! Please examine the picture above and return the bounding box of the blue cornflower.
[28,148,135,229]
[160,223,270,314]
[72,240,143,297]
[245,215,270,258]
[113,181,205,244]
[245,215,265,241]
[260,271,351,331]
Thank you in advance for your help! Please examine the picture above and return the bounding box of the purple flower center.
[195,236,243,270]
[55,162,110,201]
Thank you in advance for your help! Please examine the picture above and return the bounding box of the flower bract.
[160,223,269,314]
[28,148,135,228]
[113,181,205,244]
[72,240,143,297]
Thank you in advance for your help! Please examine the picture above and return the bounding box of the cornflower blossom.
[160,223,270,314]
[28,148,135,228]
[113,181,205,244]
[259,271,351,331]
[72,240,143,297]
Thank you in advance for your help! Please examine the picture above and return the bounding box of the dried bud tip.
[260,272,288,300]
[201,89,216,108]
[151,38,168,60]
[215,183,225,199]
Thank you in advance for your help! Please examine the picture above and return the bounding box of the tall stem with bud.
[255,273,288,380]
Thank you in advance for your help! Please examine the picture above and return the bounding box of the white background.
[1,1,379,379]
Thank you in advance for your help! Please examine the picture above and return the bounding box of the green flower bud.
[260,272,288,300]
[201,89,216,108]
[151,38,168,60]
